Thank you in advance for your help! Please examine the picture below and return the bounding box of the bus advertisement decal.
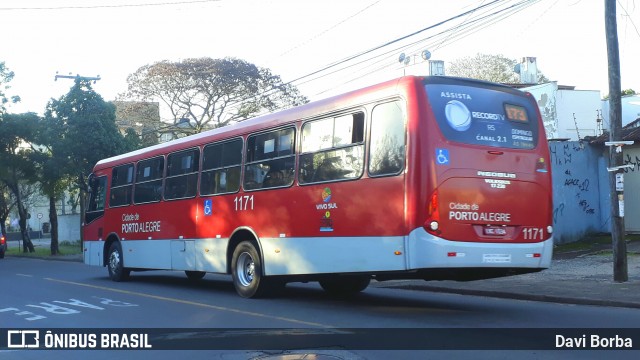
[320,211,334,232]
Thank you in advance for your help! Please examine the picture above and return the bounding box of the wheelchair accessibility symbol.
[204,199,213,216]
[436,148,449,165]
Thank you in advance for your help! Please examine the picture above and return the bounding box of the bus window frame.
[200,137,244,196]
[367,99,407,178]
[298,109,366,186]
[86,175,107,224]
[243,126,296,192]
[109,163,135,208]
[164,147,200,201]
[133,155,165,205]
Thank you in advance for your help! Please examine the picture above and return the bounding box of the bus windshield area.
[425,83,539,150]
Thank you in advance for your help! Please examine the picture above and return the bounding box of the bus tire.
[185,271,206,280]
[231,241,270,298]
[107,242,130,282]
[319,276,370,296]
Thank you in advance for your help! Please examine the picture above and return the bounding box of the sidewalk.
[373,240,640,309]
[6,238,640,308]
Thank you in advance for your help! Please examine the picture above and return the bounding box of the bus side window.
[244,128,295,190]
[201,138,243,196]
[369,101,406,177]
[134,156,164,204]
[110,164,134,207]
[165,148,199,200]
[299,112,365,184]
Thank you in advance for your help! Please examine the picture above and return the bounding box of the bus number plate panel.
[483,226,507,236]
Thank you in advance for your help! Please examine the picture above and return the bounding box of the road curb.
[376,283,640,309]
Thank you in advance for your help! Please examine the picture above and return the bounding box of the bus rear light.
[394,251,403,255]
[526,253,542,258]
[535,157,548,173]
[424,191,441,234]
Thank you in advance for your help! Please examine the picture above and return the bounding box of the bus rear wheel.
[107,242,130,282]
[231,241,273,298]
[185,271,206,280]
[319,276,370,297]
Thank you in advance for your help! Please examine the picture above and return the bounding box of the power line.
[233,0,512,111]
[277,0,383,58]
[617,0,640,40]
[283,0,504,87]
[304,0,540,97]
[0,0,220,11]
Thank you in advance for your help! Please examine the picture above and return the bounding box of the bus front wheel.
[231,241,271,298]
[107,242,130,282]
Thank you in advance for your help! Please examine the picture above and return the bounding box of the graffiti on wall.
[623,153,640,172]
[550,143,597,225]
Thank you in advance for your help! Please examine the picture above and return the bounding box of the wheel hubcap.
[109,251,120,271]
[237,252,255,287]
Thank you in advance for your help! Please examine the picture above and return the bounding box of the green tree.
[0,61,20,114]
[0,183,13,240]
[448,53,548,84]
[603,89,636,100]
[0,112,40,252]
[121,57,308,135]
[44,79,138,242]
[31,117,73,255]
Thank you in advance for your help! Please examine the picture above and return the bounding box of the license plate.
[483,254,511,263]
[483,226,507,236]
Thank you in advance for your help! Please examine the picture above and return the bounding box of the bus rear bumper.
[406,227,553,271]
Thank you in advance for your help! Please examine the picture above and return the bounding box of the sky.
[1,0,639,120]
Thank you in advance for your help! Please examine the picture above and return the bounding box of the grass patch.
[554,233,640,254]
[6,240,82,257]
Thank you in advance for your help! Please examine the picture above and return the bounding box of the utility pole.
[604,0,628,282]
[54,72,101,83]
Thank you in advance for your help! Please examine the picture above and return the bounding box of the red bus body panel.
[83,76,553,282]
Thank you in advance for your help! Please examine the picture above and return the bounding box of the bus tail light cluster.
[535,157,548,173]
[424,191,441,235]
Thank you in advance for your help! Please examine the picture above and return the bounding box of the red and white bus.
[83,75,553,298]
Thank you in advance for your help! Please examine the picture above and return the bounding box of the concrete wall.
[621,146,640,232]
[555,89,602,140]
[550,141,609,244]
[57,214,81,242]
[524,82,559,139]
[602,95,640,127]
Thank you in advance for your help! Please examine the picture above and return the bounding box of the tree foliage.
[121,57,308,134]
[448,53,548,84]
[44,79,139,243]
[45,80,138,189]
[0,61,20,113]
[0,112,40,252]
[602,89,636,100]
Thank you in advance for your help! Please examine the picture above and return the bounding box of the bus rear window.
[425,83,538,149]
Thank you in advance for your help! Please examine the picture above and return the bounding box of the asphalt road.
[1,257,639,359]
